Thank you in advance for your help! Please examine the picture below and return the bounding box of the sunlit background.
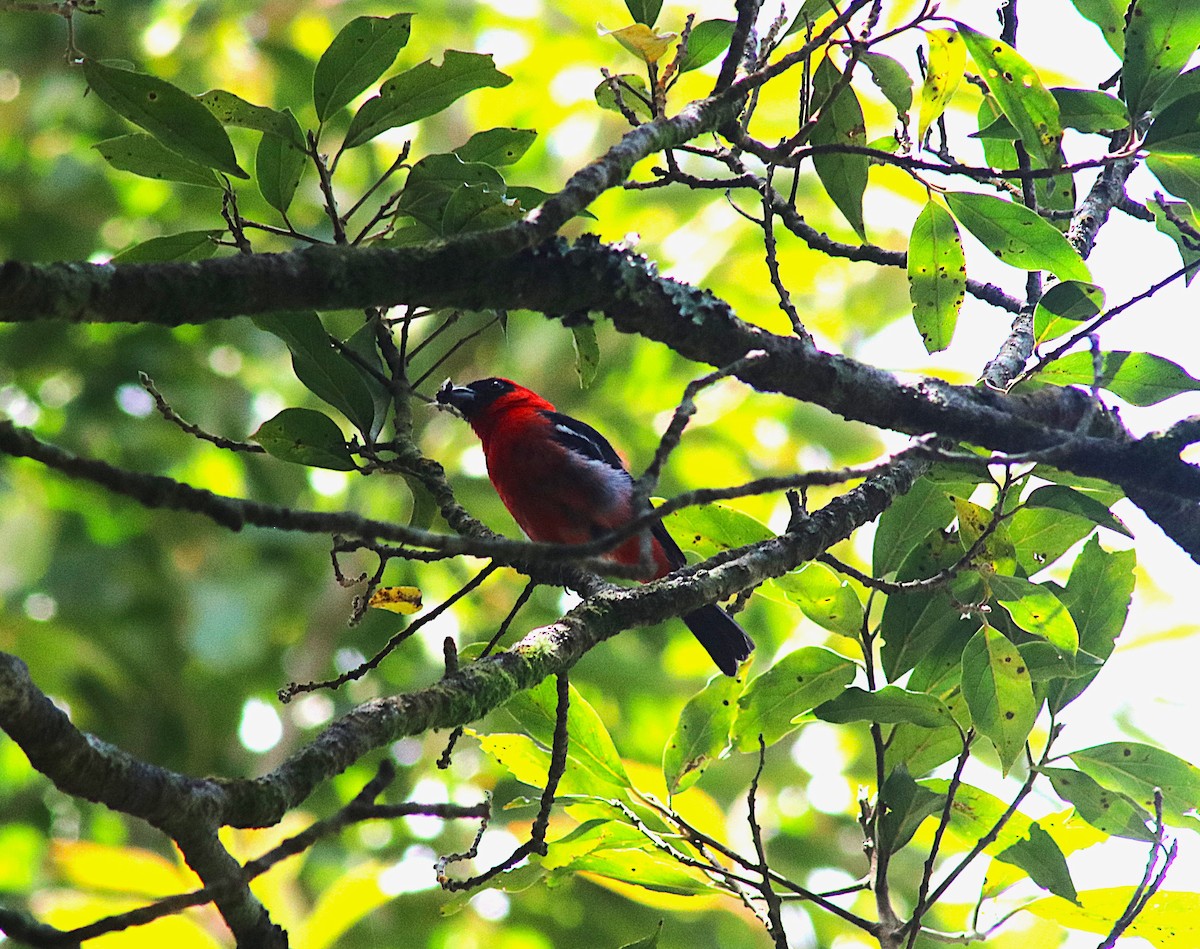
[0,1,1197,947]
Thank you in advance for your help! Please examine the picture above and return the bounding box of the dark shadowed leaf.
[94,134,221,188]
[313,14,414,122]
[454,127,537,166]
[344,51,511,150]
[253,408,354,470]
[83,59,247,179]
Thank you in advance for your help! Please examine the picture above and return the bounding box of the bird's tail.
[682,604,754,676]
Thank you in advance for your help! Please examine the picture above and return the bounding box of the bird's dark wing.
[543,410,628,473]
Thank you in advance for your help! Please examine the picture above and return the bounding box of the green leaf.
[454,127,537,166]
[956,24,1064,169]
[440,184,520,235]
[1019,641,1103,683]
[960,625,1038,775]
[1039,350,1200,405]
[810,56,868,240]
[918,29,965,141]
[396,153,506,232]
[907,200,965,353]
[954,495,1017,575]
[814,686,956,729]
[1051,88,1130,132]
[662,503,773,563]
[313,14,413,123]
[782,562,864,636]
[618,922,663,949]
[1006,507,1094,574]
[996,821,1078,903]
[1069,0,1127,55]
[662,673,741,795]
[1150,198,1200,285]
[1023,484,1131,538]
[624,0,662,28]
[256,109,306,214]
[343,51,511,150]
[505,678,631,794]
[93,133,221,188]
[1025,888,1200,946]
[1145,91,1200,154]
[1069,742,1200,829]
[82,59,247,179]
[198,89,303,144]
[873,474,959,576]
[860,51,913,118]
[677,20,735,73]
[1148,153,1200,211]
[571,322,600,388]
[252,408,354,470]
[1043,766,1155,841]
[251,312,378,437]
[563,847,718,896]
[987,575,1079,653]
[731,647,857,752]
[505,185,597,220]
[879,530,975,679]
[1048,538,1135,711]
[944,190,1090,281]
[594,74,652,120]
[1033,281,1105,344]
[1123,0,1200,117]
[878,767,945,855]
[111,230,222,263]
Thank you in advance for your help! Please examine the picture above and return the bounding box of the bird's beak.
[435,379,478,417]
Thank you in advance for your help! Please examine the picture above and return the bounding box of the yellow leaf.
[600,23,677,64]
[918,29,965,141]
[368,585,423,614]
[36,891,223,949]
[50,840,199,898]
[1025,889,1200,947]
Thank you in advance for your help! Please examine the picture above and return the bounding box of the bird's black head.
[436,377,515,419]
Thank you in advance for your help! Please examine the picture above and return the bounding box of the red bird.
[436,377,753,675]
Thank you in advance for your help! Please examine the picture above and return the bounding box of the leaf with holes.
[83,60,247,178]
[731,647,857,751]
[957,24,1063,169]
[253,409,354,470]
[918,29,965,141]
[313,13,413,122]
[988,575,1079,653]
[344,51,511,150]
[1069,742,1200,829]
[663,673,742,795]
[908,200,965,353]
[782,561,864,636]
[1123,0,1200,117]
[945,190,1090,281]
[94,134,221,188]
[961,625,1038,775]
[454,127,537,166]
[199,89,303,144]
[1043,766,1155,841]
